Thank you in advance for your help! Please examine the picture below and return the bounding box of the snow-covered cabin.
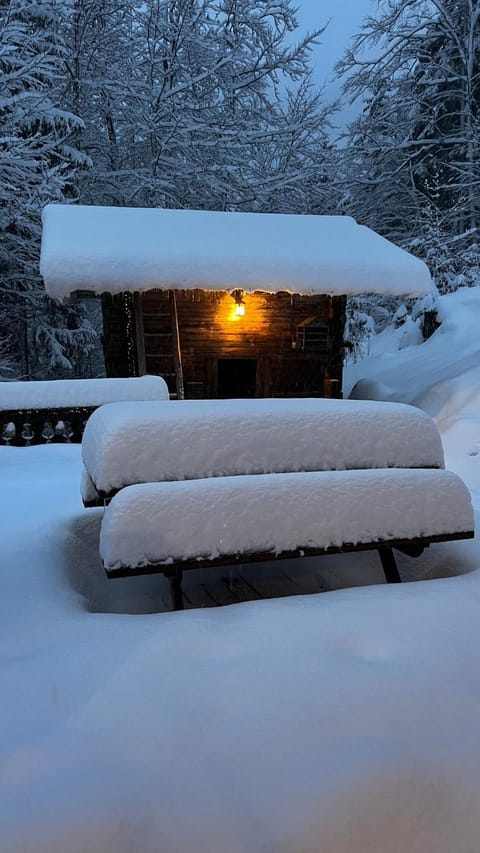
[40,205,431,399]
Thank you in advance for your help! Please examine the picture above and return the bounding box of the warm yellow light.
[230,289,246,320]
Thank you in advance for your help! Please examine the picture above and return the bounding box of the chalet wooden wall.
[128,289,346,399]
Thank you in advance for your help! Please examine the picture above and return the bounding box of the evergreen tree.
[0,0,96,377]
[338,0,480,248]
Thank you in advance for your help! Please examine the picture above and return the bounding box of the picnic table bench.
[81,398,474,610]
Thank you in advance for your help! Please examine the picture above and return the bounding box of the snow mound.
[81,398,445,496]
[0,375,169,410]
[349,379,395,401]
[100,469,473,570]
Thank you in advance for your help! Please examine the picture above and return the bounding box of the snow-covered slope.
[346,286,480,504]
[346,288,480,410]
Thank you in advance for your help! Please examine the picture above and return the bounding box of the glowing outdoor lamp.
[232,289,246,317]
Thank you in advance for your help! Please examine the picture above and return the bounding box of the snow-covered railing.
[1,408,94,446]
[0,377,169,446]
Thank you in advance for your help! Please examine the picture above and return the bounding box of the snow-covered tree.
[63,0,135,204]
[64,0,334,213]
[338,0,480,246]
[0,0,96,377]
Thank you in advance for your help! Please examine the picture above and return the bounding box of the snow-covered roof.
[40,204,432,299]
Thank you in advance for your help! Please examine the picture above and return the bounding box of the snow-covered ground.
[2,286,480,852]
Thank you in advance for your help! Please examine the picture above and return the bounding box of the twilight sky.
[295,0,376,123]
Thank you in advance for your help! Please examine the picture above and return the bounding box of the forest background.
[1,0,479,379]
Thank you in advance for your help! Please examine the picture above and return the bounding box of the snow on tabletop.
[81,398,445,495]
[0,375,169,410]
[40,203,432,299]
[100,469,473,570]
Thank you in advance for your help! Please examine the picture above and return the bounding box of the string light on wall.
[123,293,137,375]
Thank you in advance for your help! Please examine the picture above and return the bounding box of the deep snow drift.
[2,286,480,852]
[346,287,480,504]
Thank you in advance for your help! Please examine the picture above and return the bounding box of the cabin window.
[217,358,257,398]
[296,316,329,352]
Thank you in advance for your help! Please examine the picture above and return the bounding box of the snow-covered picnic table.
[81,398,474,609]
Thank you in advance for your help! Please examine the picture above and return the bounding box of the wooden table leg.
[167,569,184,610]
[378,547,402,583]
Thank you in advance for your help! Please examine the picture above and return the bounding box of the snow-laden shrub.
[344,302,376,363]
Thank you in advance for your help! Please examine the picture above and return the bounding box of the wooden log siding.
[135,290,346,399]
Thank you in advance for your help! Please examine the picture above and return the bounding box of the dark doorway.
[217,358,257,398]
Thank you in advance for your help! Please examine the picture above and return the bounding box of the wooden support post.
[378,547,402,584]
[169,290,185,400]
[166,569,184,610]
